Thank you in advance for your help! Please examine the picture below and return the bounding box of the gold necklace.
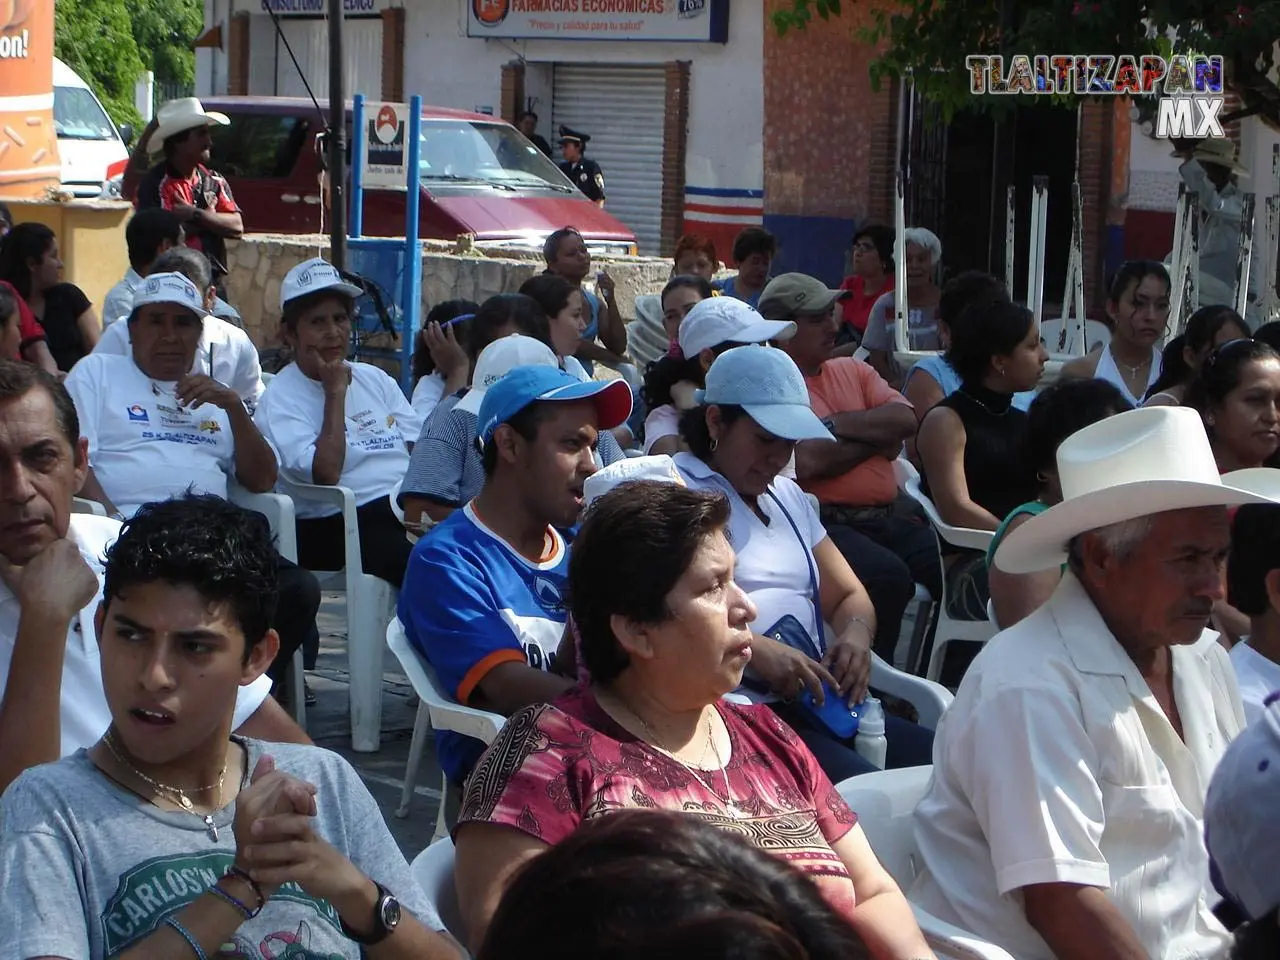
[103,730,227,841]
[603,692,743,819]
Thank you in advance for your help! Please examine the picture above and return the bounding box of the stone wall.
[225,234,674,352]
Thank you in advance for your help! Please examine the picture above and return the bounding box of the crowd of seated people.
[12,173,1280,960]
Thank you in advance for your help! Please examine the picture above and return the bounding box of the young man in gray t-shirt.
[0,494,458,960]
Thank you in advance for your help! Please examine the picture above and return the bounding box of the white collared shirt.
[911,572,1240,960]
[1230,640,1280,725]
[101,269,143,326]
[0,515,270,758]
[93,312,265,411]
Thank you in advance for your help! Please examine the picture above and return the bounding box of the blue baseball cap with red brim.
[477,365,633,445]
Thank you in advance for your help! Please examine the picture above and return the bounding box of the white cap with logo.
[130,272,204,317]
[281,257,363,309]
[455,335,559,417]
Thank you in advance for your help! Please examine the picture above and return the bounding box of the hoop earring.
[709,436,719,453]
[1035,470,1050,484]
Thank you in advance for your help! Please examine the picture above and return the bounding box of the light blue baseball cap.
[696,345,834,442]
[478,365,633,445]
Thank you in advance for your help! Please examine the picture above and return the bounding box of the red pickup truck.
[140,96,638,257]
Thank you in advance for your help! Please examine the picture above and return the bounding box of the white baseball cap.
[678,296,796,358]
[583,455,685,509]
[129,272,203,318]
[455,335,558,417]
[281,257,363,309]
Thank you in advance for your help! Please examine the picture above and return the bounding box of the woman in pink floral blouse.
[453,481,934,960]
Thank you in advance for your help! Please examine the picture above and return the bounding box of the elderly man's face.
[0,388,88,564]
[1083,506,1229,650]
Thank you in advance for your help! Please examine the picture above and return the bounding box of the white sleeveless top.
[1095,343,1162,407]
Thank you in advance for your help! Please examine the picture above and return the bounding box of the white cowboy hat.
[148,98,230,154]
[994,407,1280,574]
[1171,138,1249,176]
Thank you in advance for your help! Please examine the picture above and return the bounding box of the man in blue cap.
[398,365,631,790]
[558,126,605,206]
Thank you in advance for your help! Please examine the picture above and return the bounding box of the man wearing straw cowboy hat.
[911,406,1280,960]
[125,99,243,289]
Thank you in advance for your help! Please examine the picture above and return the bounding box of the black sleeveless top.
[923,382,1035,521]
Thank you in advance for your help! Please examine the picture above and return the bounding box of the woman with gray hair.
[860,226,943,386]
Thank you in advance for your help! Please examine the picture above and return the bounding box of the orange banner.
[0,0,61,199]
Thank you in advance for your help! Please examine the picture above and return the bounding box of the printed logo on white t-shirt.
[126,405,148,422]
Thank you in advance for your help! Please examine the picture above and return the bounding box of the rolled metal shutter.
[276,18,382,100]
[552,63,667,255]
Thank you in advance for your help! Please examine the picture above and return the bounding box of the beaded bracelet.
[208,881,259,920]
[163,915,208,960]
[223,864,267,914]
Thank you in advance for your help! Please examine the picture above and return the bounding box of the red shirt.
[156,165,238,255]
[839,275,894,334]
[458,687,860,920]
[0,281,46,356]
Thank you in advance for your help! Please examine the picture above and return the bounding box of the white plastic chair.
[868,652,952,730]
[276,476,397,752]
[386,617,505,839]
[893,459,998,683]
[836,768,1016,960]
[71,497,106,516]
[1039,318,1111,357]
[410,837,465,942]
[228,481,308,729]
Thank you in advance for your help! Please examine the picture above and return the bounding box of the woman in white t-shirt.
[254,259,423,587]
[672,344,934,782]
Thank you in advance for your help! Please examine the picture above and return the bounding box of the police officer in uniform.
[558,126,606,207]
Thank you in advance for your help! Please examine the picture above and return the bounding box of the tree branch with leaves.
[774,0,1280,127]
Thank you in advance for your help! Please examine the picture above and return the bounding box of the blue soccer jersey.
[398,503,569,783]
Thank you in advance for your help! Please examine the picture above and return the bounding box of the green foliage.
[772,0,845,35]
[53,0,203,129]
[775,0,1280,125]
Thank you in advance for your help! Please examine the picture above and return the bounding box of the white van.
[52,58,130,199]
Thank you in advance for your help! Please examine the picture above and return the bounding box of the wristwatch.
[340,881,401,945]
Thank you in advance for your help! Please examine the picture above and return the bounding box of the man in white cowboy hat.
[1166,138,1269,323]
[124,98,242,287]
[911,406,1280,960]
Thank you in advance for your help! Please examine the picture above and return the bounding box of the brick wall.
[761,0,894,221]
[661,61,691,256]
[227,13,250,97]
[1078,100,1110,311]
[380,7,405,102]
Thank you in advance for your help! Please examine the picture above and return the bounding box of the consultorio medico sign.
[467,0,729,41]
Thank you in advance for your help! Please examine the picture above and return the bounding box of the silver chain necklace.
[958,389,1012,417]
[103,730,227,841]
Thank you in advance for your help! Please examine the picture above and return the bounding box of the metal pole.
[1167,182,1187,341]
[400,96,423,396]
[1234,192,1256,318]
[327,0,346,269]
[894,170,909,356]
[350,94,365,238]
[1005,184,1016,292]
[1029,175,1049,327]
